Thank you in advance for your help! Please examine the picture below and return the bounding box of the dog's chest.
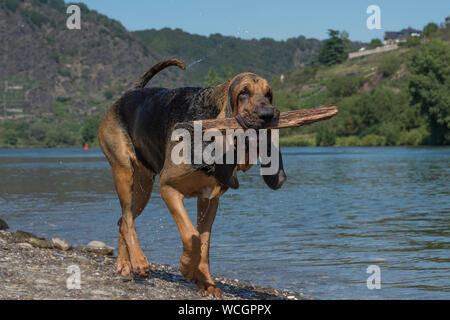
[165,170,227,199]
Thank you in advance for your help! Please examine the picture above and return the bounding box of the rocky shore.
[0,219,305,300]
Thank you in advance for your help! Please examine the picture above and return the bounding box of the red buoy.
[84,143,89,150]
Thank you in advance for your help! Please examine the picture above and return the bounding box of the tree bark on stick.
[179,106,338,131]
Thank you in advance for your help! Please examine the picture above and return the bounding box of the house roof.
[384,27,422,40]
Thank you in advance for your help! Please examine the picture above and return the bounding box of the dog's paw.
[128,252,151,277]
[179,242,201,281]
[131,258,152,278]
[193,263,222,297]
[197,282,223,297]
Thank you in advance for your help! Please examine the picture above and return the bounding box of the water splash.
[186,41,228,69]
[187,57,206,69]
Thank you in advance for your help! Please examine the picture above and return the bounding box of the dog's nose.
[258,106,275,122]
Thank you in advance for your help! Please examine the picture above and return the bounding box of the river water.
[0,147,449,299]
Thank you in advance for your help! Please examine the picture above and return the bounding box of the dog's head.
[215,73,286,191]
[225,73,280,130]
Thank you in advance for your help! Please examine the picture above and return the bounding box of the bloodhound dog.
[98,58,287,296]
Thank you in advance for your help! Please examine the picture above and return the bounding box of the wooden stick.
[184,106,338,131]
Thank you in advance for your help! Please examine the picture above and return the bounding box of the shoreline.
[1,145,448,150]
[0,225,306,300]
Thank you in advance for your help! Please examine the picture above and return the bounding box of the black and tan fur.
[98,58,287,296]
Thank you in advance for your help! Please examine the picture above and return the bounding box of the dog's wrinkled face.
[228,73,280,129]
[215,73,286,191]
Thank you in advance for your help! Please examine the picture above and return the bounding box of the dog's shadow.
[133,268,282,300]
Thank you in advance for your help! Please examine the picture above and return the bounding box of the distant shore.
[0,224,305,300]
[1,144,447,150]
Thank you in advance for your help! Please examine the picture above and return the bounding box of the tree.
[203,68,223,87]
[326,75,363,97]
[316,126,336,146]
[408,40,450,145]
[221,66,234,81]
[341,30,352,48]
[29,121,50,142]
[82,115,101,145]
[318,29,349,66]
[340,31,350,41]
[368,38,383,49]
[3,130,18,146]
[423,22,439,37]
[403,36,421,48]
[378,54,401,77]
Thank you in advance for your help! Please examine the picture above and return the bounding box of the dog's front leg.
[196,197,222,296]
[160,185,201,281]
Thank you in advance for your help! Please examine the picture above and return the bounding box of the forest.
[0,0,449,147]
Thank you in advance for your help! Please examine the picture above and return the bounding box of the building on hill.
[384,27,422,45]
[446,15,450,27]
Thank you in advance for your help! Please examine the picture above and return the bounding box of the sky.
[79,0,450,42]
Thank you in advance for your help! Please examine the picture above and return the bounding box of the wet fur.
[98,58,286,296]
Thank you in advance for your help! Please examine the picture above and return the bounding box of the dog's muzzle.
[235,105,280,129]
[257,105,280,126]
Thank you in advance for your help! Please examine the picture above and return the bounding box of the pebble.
[91,289,110,296]
[77,245,114,256]
[0,231,12,241]
[10,231,53,248]
[86,240,114,254]
[88,241,107,248]
[0,229,308,300]
[35,279,52,285]
[52,238,72,251]
[76,256,91,264]
[27,237,53,249]
[17,242,33,249]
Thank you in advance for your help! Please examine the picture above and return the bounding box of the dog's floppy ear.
[260,129,287,190]
[210,133,239,189]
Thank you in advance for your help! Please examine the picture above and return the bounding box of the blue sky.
[79,0,449,42]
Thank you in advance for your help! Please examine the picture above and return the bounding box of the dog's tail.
[133,58,186,89]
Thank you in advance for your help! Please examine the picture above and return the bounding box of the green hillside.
[274,27,450,146]
[0,1,448,148]
[0,1,326,148]
[134,28,322,86]
[0,0,186,148]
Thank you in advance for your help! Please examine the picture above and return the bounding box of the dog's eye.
[238,88,250,100]
[265,92,272,101]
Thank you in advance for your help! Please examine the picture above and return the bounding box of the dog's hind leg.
[99,113,154,277]
[196,197,222,296]
[113,161,154,277]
